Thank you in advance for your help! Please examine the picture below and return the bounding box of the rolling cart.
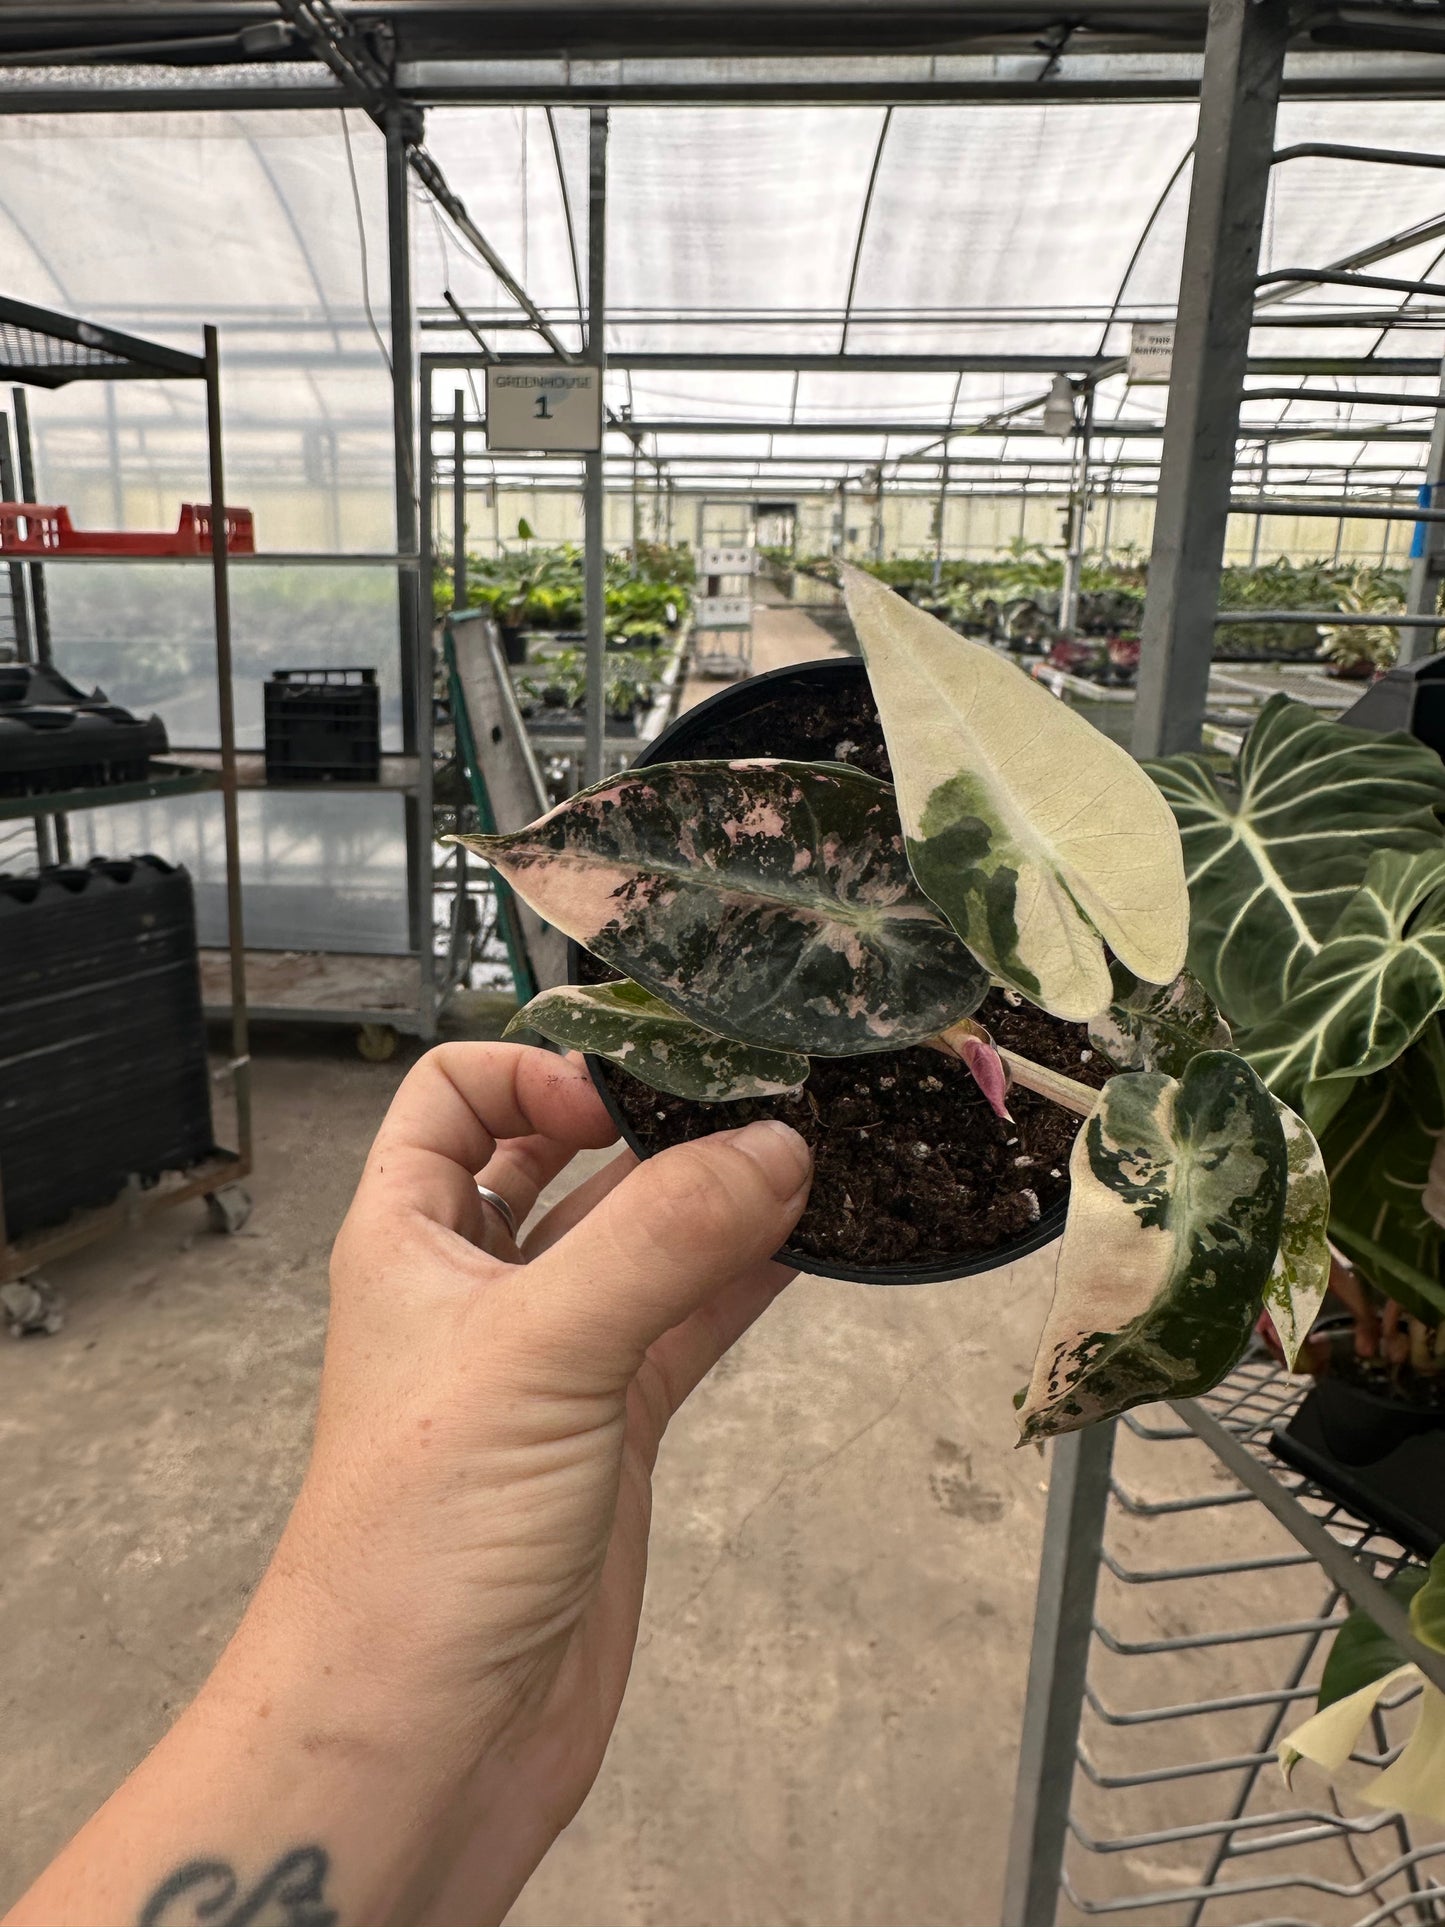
[0,297,251,1325]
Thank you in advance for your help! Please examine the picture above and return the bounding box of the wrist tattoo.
[135,1846,336,1927]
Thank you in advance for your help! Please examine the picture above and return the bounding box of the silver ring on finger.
[474,1182,518,1242]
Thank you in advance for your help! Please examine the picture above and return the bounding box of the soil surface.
[584,660,1110,1275]
[1328,1340,1445,1412]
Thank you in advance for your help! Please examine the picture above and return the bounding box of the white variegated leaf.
[506,980,809,1101]
[840,563,1188,1022]
[1148,695,1445,1031]
[1018,1051,1288,1442]
[1089,969,1231,1079]
[1261,1098,1331,1370]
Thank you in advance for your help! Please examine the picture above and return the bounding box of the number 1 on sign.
[534,395,553,420]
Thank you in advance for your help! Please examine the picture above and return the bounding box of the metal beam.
[1134,0,1291,759]
[1404,355,1445,660]
[583,108,609,789]
[422,349,1445,377]
[275,0,577,363]
[1000,1426,1116,1927]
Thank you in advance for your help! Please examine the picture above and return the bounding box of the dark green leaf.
[1241,849,1445,1111]
[451,759,989,1055]
[1320,1569,1429,1711]
[1322,1029,1445,1320]
[1147,695,1445,1031]
[504,980,809,1101]
[1018,1051,1288,1442]
[1410,1547,1445,1657]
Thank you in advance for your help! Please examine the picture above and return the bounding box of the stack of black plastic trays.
[0,857,216,1240]
[0,662,169,798]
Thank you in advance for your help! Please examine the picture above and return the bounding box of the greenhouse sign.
[486,363,602,451]
[1128,323,1174,383]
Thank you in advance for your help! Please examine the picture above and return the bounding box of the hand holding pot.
[5,1044,812,1927]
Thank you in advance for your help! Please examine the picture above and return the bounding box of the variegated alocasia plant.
[452,570,1333,1444]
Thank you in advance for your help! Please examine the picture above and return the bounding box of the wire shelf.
[1059,1360,1445,1927]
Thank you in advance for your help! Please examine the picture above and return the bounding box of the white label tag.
[486,364,602,451]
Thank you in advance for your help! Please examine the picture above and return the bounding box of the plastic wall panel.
[45,563,403,751]
[68,790,410,956]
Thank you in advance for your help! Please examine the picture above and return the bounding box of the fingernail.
[729,1119,813,1199]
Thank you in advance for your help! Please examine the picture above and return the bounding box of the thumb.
[521,1120,812,1389]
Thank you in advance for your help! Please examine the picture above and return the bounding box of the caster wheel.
[205,1184,253,1235]
[357,1022,399,1062]
[1,1274,63,1336]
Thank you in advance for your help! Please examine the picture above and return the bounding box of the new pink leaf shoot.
[930,1020,1013,1122]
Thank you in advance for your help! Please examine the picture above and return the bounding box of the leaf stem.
[997,1047,1099,1118]
[1329,1222,1445,1320]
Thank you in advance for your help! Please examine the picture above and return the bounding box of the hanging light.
[1043,375,1077,440]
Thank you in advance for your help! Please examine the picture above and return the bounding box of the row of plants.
[512,641,670,737]
[434,532,694,656]
[783,543,1420,677]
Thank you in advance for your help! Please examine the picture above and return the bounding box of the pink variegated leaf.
[451,760,989,1056]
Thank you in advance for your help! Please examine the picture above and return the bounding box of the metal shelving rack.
[0,295,252,1289]
[1005,1363,1445,1926]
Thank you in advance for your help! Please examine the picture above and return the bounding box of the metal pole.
[0,408,50,867]
[12,387,65,862]
[932,454,949,589]
[1132,0,1290,759]
[12,390,51,668]
[1000,1424,1116,1927]
[583,107,610,790]
[1058,390,1094,638]
[452,390,467,611]
[1403,355,1445,662]
[203,327,251,1168]
[386,109,432,1035]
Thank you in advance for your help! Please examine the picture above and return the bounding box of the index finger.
[355,1043,617,1233]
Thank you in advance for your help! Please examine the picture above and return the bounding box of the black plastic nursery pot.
[568,655,1104,1286]
[1273,1331,1445,1557]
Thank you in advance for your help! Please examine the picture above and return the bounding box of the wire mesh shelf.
[1057,1361,1445,1926]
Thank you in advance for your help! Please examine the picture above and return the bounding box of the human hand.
[242,1043,813,1922]
[4,1043,813,1927]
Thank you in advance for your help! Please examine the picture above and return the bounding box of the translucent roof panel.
[415,96,1445,484]
[0,107,395,550]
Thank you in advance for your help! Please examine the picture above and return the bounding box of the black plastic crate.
[264,667,381,784]
[0,856,217,1240]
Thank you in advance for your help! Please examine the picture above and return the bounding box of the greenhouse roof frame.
[13,5,1445,506]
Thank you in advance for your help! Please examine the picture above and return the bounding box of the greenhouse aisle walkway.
[679,592,843,713]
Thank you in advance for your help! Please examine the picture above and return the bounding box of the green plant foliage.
[1088,968,1232,1079]
[1241,849,1445,1118]
[1262,1098,1333,1370]
[1412,1547,1445,1655]
[1317,1569,1432,1712]
[451,759,991,1055]
[1318,567,1407,675]
[1320,1028,1445,1321]
[506,980,809,1101]
[1017,1051,1288,1441]
[1148,695,1445,1031]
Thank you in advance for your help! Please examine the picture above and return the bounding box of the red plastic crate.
[0,503,256,558]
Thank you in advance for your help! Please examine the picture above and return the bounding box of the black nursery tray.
[1271,1390,1445,1559]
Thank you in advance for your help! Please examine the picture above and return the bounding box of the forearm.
[3,1563,546,1927]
